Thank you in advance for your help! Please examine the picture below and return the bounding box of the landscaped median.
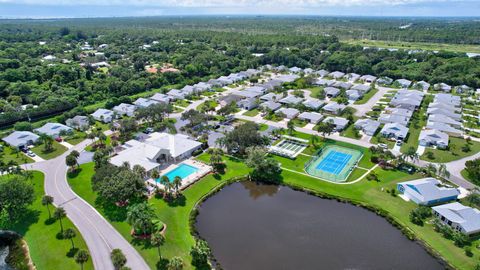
[68,148,478,270]
[2,171,93,270]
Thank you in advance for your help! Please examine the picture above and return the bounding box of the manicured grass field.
[353,88,378,105]
[340,124,361,139]
[64,131,87,145]
[174,99,191,108]
[31,141,68,159]
[420,137,480,163]
[0,144,34,164]
[243,109,260,117]
[3,172,93,270]
[461,169,476,185]
[370,132,395,149]
[345,39,480,54]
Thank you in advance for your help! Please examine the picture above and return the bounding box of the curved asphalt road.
[23,139,150,270]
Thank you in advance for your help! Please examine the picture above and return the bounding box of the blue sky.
[0,0,479,18]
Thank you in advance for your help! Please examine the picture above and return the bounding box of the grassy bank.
[3,172,93,270]
[345,39,480,54]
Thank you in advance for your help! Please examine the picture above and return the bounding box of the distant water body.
[195,182,443,270]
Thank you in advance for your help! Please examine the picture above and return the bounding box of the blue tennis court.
[315,150,353,175]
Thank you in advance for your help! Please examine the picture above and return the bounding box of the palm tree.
[287,119,295,135]
[75,249,89,270]
[63,228,77,250]
[133,165,147,179]
[438,164,450,179]
[405,146,419,163]
[126,203,156,236]
[173,176,182,197]
[42,195,54,218]
[54,207,67,233]
[309,135,319,147]
[70,150,80,158]
[424,163,438,177]
[167,256,184,270]
[66,154,78,171]
[39,133,54,152]
[110,249,127,270]
[160,176,170,197]
[150,230,165,259]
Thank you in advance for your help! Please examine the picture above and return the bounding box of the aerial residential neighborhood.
[1,10,480,270]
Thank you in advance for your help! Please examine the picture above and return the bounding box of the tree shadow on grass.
[66,247,79,258]
[67,168,83,178]
[44,217,56,225]
[56,232,64,240]
[6,209,40,236]
[166,194,186,207]
[156,258,169,270]
[95,197,128,222]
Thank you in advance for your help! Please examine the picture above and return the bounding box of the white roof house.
[110,132,202,172]
[377,77,393,85]
[314,78,335,87]
[346,90,361,101]
[333,81,352,90]
[360,75,377,83]
[395,79,412,88]
[378,113,410,127]
[413,81,430,91]
[380,123,409,140]
[279,95,303,105]
[35,123,73,138]
[260,92,283,102]
[113,103,137,117]
[237,98,258,111]
[426,122,462,137]
[389,90,424,110]
[167,89,185,100]
[133,98,160,108]
[277,74,299,83]
[354,119,380,136]
[324,87,341,97]
[329,71,345,79]
[351,84,371,93]
[345,73,361,82]
[260,101,282,112]
[150,93,171,104]
[303,99,325,110]
[434,83,452,92]
[298,112,324,124]
[65,115,90,130]
[323,116,349,131]
[323,102,346,115]
[315,69,330,77]
[2,131,40,148]
[91,108,115,123]
[234,90,262,99]
[427,114,462,128]
[277,108,300,119]
[245,86,267,94]
[289,66,302,73]
[426,108,462,120]
[432,202,480,235]
[397,178,459,206]
[419,129,449,149]
[433,93,462,107]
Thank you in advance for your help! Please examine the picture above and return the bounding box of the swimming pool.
[305,145,362,183]
[159,163,199,182]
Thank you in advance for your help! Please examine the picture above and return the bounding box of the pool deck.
[146,159,212,191]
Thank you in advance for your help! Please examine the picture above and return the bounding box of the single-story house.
[324,87,341,98]
[426,122,462,137]
[323,117,349,131]
[279,95,304,105]
[193,82,212,92]
[427,114,462,129]
[303,68,314,74]
[432,202,480,235]
[323,102,346,115]
[360,75,377,83]
[454,85,472,94]
[428,102,461,113]
[234,90,262,99]
[110,132,202,173]
[91,108,115,123]
[345,73,360,82]
[354,119,381,136]
[260,101,282,112]
[65,115,90,130]
[303,99,324,110]
[333,81,352,90]
[260,92,283,102]
[315,69,330,78]
[413,81,430,91]
[395,79,412,88]
[277,107,300,119]
[434,83,452,92]
[35,123,73,138]
[377,77,393,85]
[389,90,424,110]
[289,66,302,73]
[329,71,345,79]
[378,113,410,127]
[113,103,137,117]
[237,98,259,111]
[150,93,171,104]
[277,74,300,83]
[419,129,449,149]
[351,84,371,93]
[426,108,462,120]
[314,78,335,87]
[219,94,244,107]
[298,112,323,124]
[181,85,195,96]
[2,131,40,148]
[380,123,409,140]
[245,86,267,95]
[133,98,160,108]
[383,107,414,118]
[167,89,185,100]
[261,79,283,91]
[397,178,459,206]
[346,90,361,101]
[433,93,461,107]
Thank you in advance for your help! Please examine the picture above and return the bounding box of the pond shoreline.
[189,177,452,270]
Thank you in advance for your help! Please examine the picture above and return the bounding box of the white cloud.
[0,0,464,7]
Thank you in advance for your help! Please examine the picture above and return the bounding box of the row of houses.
[2,122,74,148]
[397,178,480,236]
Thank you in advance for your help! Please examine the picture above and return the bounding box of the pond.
[0,245,12,270]
[195,182,444,270]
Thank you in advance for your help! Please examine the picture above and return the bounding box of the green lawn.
[243,109,260,117]
[340,124,361,139]
[85,135,112,152]
[420,137,480,163]
[401,97,430,153]
[345,39,480,54]
[291,118,307,128]
[0,144,34,164]
[259,123,269,131]
[307,86,324,99]
[354,88,378,105]
[174,99,191,108]
[64,131,87,145]
[67,140,478,270]
[3,172,93,270]
[370,132,395,149]
[461,169,476,185]
[31,141,68,160]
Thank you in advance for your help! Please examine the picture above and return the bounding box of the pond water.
[0,245,12,270]
[195,182,444,270]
